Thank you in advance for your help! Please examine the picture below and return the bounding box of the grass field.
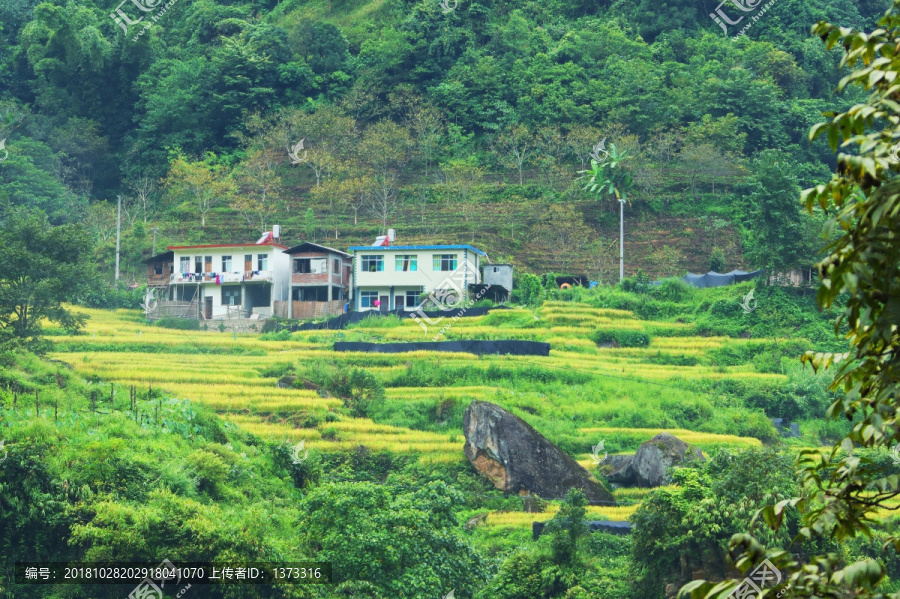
[48,303,802,523]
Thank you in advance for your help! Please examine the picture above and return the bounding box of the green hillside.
[3,0,900,597]
[4,283,884,599]
[0,0,883,279]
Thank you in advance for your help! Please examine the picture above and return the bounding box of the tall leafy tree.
[163,152,233,227]
[0,209,92,348]
[741,149,814,278]
[684,4,900,597]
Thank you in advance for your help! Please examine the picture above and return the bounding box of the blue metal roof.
[348,244,486,256]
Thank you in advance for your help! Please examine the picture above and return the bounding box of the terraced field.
[49,302,790,529]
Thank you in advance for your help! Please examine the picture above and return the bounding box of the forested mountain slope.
[0,0,885,277]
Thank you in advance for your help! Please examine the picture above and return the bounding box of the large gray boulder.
[606,432,704,487]
[463,401,614,503]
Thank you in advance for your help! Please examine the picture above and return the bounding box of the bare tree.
[276,105,356,188]
[442,159,486,243]
[232,146,283,234]
[410,105,444,179]
[163,153,233,228]
[85,202,117,245]
[368,170,400,234]
[125,173,159,223]
[492,124,533,185]
[413,188,443,237]
[535,125,568,189]
[565,124,603,171]
[357,120,412,232]
[527,204,594,273]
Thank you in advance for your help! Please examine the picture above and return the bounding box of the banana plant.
[578,139,634,282]
[578,141,633,202]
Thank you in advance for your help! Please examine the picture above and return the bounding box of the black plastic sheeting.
[533,520,631,540]
[681,269,762,289]
[334,340,550,356]
[277,306,506,331]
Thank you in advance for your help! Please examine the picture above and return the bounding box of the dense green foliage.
[0,210,92,349]
[0,0,884,280]
[2,0,897,596]
[0,351,490,598]
[683,3,900,598]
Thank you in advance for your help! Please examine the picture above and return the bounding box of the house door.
[204,297,213,320]
[379,295,389,312]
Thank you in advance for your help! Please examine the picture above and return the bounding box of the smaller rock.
[276,375,296,389]
[600,455,634,485]
[465,513,487,530]
[602,433,704,488]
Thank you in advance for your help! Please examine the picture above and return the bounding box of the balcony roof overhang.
[283,242,351,257]
[144,250,174,263]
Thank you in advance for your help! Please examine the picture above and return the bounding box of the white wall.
[352,248,483,312]
[354,250,481,290]
[170,245,288,318]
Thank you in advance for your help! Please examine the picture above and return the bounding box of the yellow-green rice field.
[48,303,796,524]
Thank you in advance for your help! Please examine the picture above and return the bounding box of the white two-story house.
[349,243,486,312]
[166,240,290,319]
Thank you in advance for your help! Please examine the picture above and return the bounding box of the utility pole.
[619,198,625,282]
[151,227,159,255]
[115,195,122,281]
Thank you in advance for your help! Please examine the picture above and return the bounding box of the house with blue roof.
[348,233,487,312]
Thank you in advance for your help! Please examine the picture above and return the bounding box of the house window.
[405,289,422,308]
[222,256,232,271]
[493,267,499,272]
[294,258,311,273]
[433,254,457,271]
[194,256,202,274]
[333,259,340,274]
[360,291,379,308]
[395,255,418,272]
[257,254,268,270]
[222,287,241,306]
[362,255,384,272]
[180,257,190,273]
[153,263,163,275]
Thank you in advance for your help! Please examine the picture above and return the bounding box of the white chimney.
[387,229,396,242]
[273,225,281,239]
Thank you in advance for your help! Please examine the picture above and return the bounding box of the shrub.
[348,314,403,329]
[619,269,652,294]
[76,279,144,309]
[513,273,543,306]
[153,317,200,330]
[337,369,386,417]
[185,449,229,497]
[709,247,726,272]
[651,278,695,303]
[590,329,650,347]
[260,329,292,341]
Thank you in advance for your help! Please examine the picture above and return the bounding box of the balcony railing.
[170,270,273,284]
